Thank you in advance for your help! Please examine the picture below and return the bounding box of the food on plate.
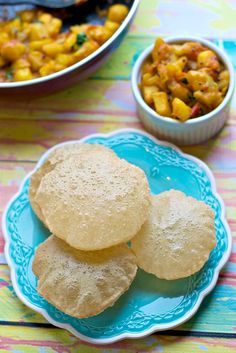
[29,143,117,224]
[30,141,218,318]
[29,143,151,251]
[131,190,216,280]
[140,38,230,121]
[0,4,129,82]
[32,235,137,318]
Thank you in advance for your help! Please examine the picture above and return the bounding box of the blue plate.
[2,129,231,344]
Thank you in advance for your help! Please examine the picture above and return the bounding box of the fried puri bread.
[32,235,137,318]
[131,190,216,280]
[29,143,117,224]
[29,143,151,250]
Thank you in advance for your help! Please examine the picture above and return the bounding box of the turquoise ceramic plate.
[2,129,231,344]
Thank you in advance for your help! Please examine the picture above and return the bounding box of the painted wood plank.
[0,80,235,129]
[0,80,137,121]
[0,323,235,352]
[92,38,236,80]
[0,117,236,172]
[130,0,236,40]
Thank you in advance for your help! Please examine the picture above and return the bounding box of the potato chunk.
[142,85,159,105]
[194,91,223,109]
[187,70,218,92]
[197,50,220,70]
[1,41,25,62]
[108,4,129,23]
[218,70,230,95]
[168,81,190,102]
[14,68,33,81]
[152,92,171,116]
[172,98,192,121]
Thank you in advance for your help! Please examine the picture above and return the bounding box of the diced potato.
[166,57,187,79]
[1,41,25,62]
[152,37,165,62]
[172,98,192,121]
[152,92,171,116]
[29,38,52,50]
[155,43,172,63]
[218,70,230,95]
[87,26,112,44]
[194,90,223,109]
[177,42,205,60]
[17,29,29,42]
[142,85,159,105]
[197,50,220,70]
[172,44,183,56]
[104,20,119,33]
[54,62,66,72]
[142,61,155,75]
[108,4,129,23]
[42,43,64,57]
[168,81,190,102]
[39,60,55,76]
[38,13,52,24]
[55,53,73,67]
[18,10,35,22]
[12,57,30,70]
[166,62,182,78]
[70,24,90,35]
[187,70,218,91]
[4,18,21,37]
[46,18,62,36]
[177,56,188,70]
[13,67,33,81]
[64,33,77,51]
[74,40,99,61]
[157,63,169,86]
[0,33,9,47]
[29,23,48,41]
[28,51,44,71]
[142,73,160,86]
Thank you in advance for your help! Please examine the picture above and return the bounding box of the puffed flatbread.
[32,235,137,318]
[131,190,216,280]
[29,143,116,224]
[30,143,151,250]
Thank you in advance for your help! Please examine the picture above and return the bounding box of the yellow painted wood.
[0,326,235,352]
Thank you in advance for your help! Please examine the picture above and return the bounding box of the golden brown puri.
[131,190,216,280]
[30,143,151,250]
[29,143,117,225]
[32,235,137,318]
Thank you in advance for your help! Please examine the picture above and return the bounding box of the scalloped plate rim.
[2,128,232,344]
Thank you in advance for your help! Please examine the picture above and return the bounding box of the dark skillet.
[0,0,139,95]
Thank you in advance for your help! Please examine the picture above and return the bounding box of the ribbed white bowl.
[132,36,235,145]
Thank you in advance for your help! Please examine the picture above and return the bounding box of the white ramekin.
[131,36,235,145]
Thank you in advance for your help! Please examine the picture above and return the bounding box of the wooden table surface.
[0,0,236,351]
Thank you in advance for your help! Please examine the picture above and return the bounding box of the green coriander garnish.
[188,92,196,101]
[6,70,13,81]
[181,78,189,85]
[76,32,88,46]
